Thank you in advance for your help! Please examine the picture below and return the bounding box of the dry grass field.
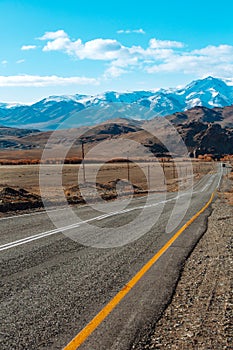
[0,160,216,205]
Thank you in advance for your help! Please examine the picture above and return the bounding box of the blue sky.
[0,0,233,103]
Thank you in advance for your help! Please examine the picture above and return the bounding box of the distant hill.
[0,105,232,159]
[166,105,233,128]
[0,76,233,130]
[0,126,40,150]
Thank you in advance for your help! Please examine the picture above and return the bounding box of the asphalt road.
[0,166,223,350]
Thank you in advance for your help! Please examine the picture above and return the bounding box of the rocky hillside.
[176,122,233,158]
[166,105,233,128]
[0,105,232,159]
[0,126,40,150]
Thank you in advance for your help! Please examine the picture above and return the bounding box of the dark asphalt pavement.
[0,168,223,350]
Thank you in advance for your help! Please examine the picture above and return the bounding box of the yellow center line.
[63,191,216,350]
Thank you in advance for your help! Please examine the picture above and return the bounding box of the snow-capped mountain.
[180,76,233,109]
[0,77,233,130]
[0,102,22,109]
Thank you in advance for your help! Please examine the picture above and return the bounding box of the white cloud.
[39,29,68,40]
[42,34,125,61]
[38,30,183,68]
[147,44,233,77]
[1,60,8,65]
[117,29,145,34]
[104,66,126,78]
[192,44,233,56]
[0,75,99,87]
[105,56,140,78]
[72,38,123,60]
[37,30,233,80]
[149,38,184,49]
[21,45,37,51]
[42,36,71,52]
[16,59,25,64]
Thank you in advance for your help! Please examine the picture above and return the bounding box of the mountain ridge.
[1,76,233,130]
[0,105,232,159]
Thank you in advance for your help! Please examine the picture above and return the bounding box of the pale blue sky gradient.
[0,0,232,103]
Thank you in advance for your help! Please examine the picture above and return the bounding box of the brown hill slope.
[0,106,232,160]
[166,105,233,127]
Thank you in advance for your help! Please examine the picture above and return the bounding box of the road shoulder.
[132,184,232,349]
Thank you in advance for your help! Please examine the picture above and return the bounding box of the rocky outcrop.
[0,187,43,212]
[176,122,233,159]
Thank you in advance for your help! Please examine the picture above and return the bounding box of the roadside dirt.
[222,170,233,205]
[0,162,214,215]
[0,187,43,212]
[132,173,233,350]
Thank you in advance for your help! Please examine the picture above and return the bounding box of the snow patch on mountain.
[0,77,233,130]
[0,102,24,109]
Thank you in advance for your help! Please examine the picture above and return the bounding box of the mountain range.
[1,76,233,130]
[0,105,232,159]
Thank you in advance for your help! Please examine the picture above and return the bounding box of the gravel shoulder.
[132,174,233,350]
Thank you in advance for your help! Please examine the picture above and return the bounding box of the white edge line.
[0,207,68,221]
[0,171,221,252]
[0,195,185,251]
[0,172,213,222]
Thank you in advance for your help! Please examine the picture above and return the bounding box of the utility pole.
[162,158,166,184]
[81,141,86,183]
[148,164,151,190]
[127,156,130,182]
[179,165,182,179]
[172,161,176,179]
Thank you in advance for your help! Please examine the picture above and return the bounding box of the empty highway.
[0,167,223,350]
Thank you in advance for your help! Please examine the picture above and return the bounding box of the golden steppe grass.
[0,161,216,199]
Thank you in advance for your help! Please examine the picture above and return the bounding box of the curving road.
[0,166,223,350]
